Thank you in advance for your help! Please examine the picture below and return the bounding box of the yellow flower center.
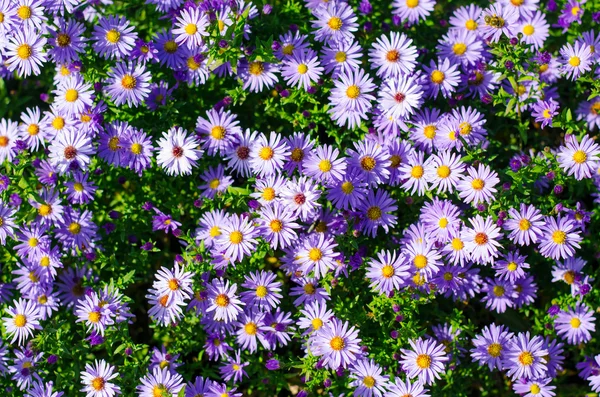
[187,56,200,70]
[431,70,445,84]
[209,225,221,238]
[163,40,178,53]
[335,51,347,63]
[329,336,345,351]
[471,178,484,190]
[411,165,424,178]
[256,285,268,298]
[416,354,431,369]
[569,56,581,67]
[303,283,315,295]
[367,206,382,220]
[451,237,464,250]
[215,293,229,307]
[40,256,50,267]
[360,156,376,171]
[572,150,587,164]
[423,125,436,139]
[17,44,32,60]
[209,179,220,190]
[262,187,276,201]
[437,165,451,178]
[38,295,48,304]
[297,64,308,74]
[386,50,400,62]
[17,5,31,19]
[518,351,534,366]
[341,181,354,194]
[308,248,323,261]
[390,155,401,168]
[244,322,258,335]
[571,6,580,16]
[249,61,264,76]
[443,272,453,281]
[282,44,294,55]
[452,43,467,55]
[121,74,137,89]
[311,318,323,330]
[570,317,581,328]
[465,19,477,30]
[28,237,38,247]
[363,376,376,388]
[52,117,65,130]
[27,124,39,136]
[105,29,121,44]
[131,143,143,155]
[493,285,505,297]
[563,270,575,285]
[507,262,518,272]
[439,218,448,228]
[259,146,274,160]
[346,85,361,99]
[168,279,179,291]
[474,232,488,245]
[108,136,120,151]
[318,159,332,172]
[413,254,427,269]
[522,24,534,36]
[406,0,419,8]
[92,377,105,391]
[381,264,394,278]
[14,314,27,327]
[519,218,530,231]
[487,343,502,357]
[69,222,81,235]
[88,311,101,323]
[269,219,283,232]
[38,204,52,216]
[229,230,243,244]
[552,230,566,244]
[327,17,343,31]
[530,384,541,395]
[185,23,197,35]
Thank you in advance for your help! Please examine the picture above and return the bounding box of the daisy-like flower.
[457,163,499,205]
[298,301,334,334]
[462,215,502,265]
[357,189,397,238]
[283,131,315,174]
[481,278,516,313]
[280,176,321,222]
[449,4,482,34]
[405,239,442,281]
[551,256,587,294]
[257,202,299,250]
[53,75,94,116]
[80,359,121,397]
[281,49,324,91]
[92,15,137,60]
[329,68,376,114]
[378,75,423,120]
[5,26,47,77]
[18,107,47,151]
[478,4,519,43]
[386,378,429,397]
[295,234,338,279]
[349,359,390,397]
[105,61,151,107]
[366,250,410,294]
[0,118,19,164]
[136,367,183,397]
[196,108,241,156]
[514,11,549,50]
[198,165,233,199]
[532,98,559,129]
[368,32,418,78]
[237,59,279,93]
[240,270,283,311]
[206,278,244,324]
[25,380,64,397]
[156,126,202,176]
[304,144,346,183]
[3,298,41,345]
[554,303,596,345]
[275,30,310,60]
[504,204,544,246]
[419,198,461,243]
[493,251,530,282]
[538,215,582,260]
[154,29,186,70]
[173,7,209,49]
[215,215,259,263]
[400,151,429,196]
[559,42,592,81]
[437,29,484,66]
[392,0,435,25]
[557,134,600,180]
[327,169,368,210]
[424,151,465,194]
[400,337,448,386]
[471,323,514,371]
[234,312,268,353]
[13,0,47,29]
[311,318,361,369]
[589,356,600,393]
[225,129,257,177]
[48,18,87,64]
[410,108,442,153]
[311,2,358,43]
[513,378,556,397]
[422,58,460,99]
[320,40,363,77]
[75,292,115,336]
[347,139,390,186]
[121,128,154,176]
[48,129,95,174]
[250,174,286,206]
[249,132,289,177]
[502,332,548,381]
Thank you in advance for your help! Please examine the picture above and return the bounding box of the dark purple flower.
[548,305,560,316]
[47,355,57,364]
[125,347,133,356]
[505,61,514,70]
[502,182,511,190]
[262,4,272,14]
[358,0,372,14]
[280,90,290,98]
[266,359,280,370]
[546,171,555,180]
[323,379,332,388]
[390,330,399,339]
[219,40,229,48]
[554,185,564,195]
[87,331,104,346]
[141,242,154,251]
[9,193,21,207]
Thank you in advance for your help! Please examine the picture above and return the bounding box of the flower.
[206,278,244,323]
[392,0,435,25]
[0,118,19,164]
[105,61,151,107]
[80,359,121,397]
[512,378,556,397]
[238,59,279,93]
[173,7,209,49]
[240,270,283,310]
[136,367,183,397]
[422,58,460,99]
[554,303,596,345]
[156,127,202,176]
[368,32,418,78]
[478,4,519,43]
[378,74,423,120]
[348,359,390,397]
[557,134,600,180]
[471,323,514,371]
[249,131,289,177]
[53,75,94,116]
[196,108,241,156]
[356,189,397,237]
[304,144,346,183]
[311,2,358,43]
[386,378,429,397]
[92,15,137,60]
[481,278,517,313]
[538,215,582,260]
[215,215,259,263]
[457,164,499,205]
[347,139,390,186]
[257,203,299,251]
[366,250,410,294]
[48,129,95,174]
[424,151,465,194]
[504,204,544,246]
[281,49,324,91]
[559,42,592,80]
[400,337,448,385]
[462,215,502,265]
[198,165,233,199]
[48,18,87,64]
[75,293,115,336]
[502,332,548,381]
[514,11,549,50]
[3,298,42,345]
[5,26,47,77]
[311,318,361,369]
[329,68,376,115]
[295,234,338,279]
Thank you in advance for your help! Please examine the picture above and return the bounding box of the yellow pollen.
[431,70,445,84]
[209,179,220,190]
[423,125,436,139]
[29,271,38,282]
[572,150,587,164]
[346,85,361,99]
[121,74,137,89]
[437,165,451,178]
[330,336,345,351]
[303,283,316,295]
[452,43,467,55]
[327,17,343,31]
[390,155,401,168]
[411,165,424,178]
[27,124,39,136]
[40,256,50,267]
[530,384,541,395]
[335,51,347,63]
[465,19,477,30]
[308,248,323,261]
[363,376,376,388]
[381,265,394,278]
[518,351,534,366]
[290,147,304,162]
[91,377,105,391]
[255,285,268,298]
[507,262,518,272]
[28,237,38,247]
[318,159,332,172]
[269,219,283,232]
[217,19,225,31]
[65,89,79,102]
[209,225,221,238]
[153,384,167,397]
[17,5,31,19]
[282,44,294,55]
[68,222,81,235]
[493,285,505,297]
[522,24,534,36]
[249,61,264,76]
[360,156,376,171]
[244,322,258,335]
[57,33,71,47]
[471,178,484,190]
[187,56,200,70]
[14,314,27,327]
[131,143,143,155]
[38,204,52,216]
[311,317,323,330]
[108,136,120,151]
[297,64,308,74]
[366,206,382,220]
[552,230,566,244]
[542,109,552,119]
[168,279,179,291]
[17,44,32,60]
[105,29,121,44]
[569,56,581,67]
[258,146,274,160]
[341,181,354,194]
[519,218,531,231]
[406,0,419,8]
[474,232,488,245]
[451,237,464,250]
[37,295,47,304]
[443,272,453,281]
[88,311,101,323]
[386,50,400,62]
[229,230,243,244]
[487,343,502,357]
[73,182,84,192]
[413,254,427,269]
[439,218,449,228]
[185,23,197,35]
[262,187,276,201]
[163,40,177,53]
[215,293,229,307]
[571,6,580,16]
[52,117,65,130]
[416,354,432,369]
[563,270,575,285]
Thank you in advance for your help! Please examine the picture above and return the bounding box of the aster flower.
[249,132,289,177]
[513,378,555,397]
[154,29,186,69]
[257,202,299,250]
[240,270,283,311]
[378,74,423,120]
[234,311,268,352]
[196,108,241,156]
[120,128,154,176]
[368,32,418,78]
[392,0,435,25]
[5,26,47,77]
[504,204,544,246]
[493,251,530,282]
[538,215,582,260]
[422,58,460,99]
[105,61,151,107]
[281,49,324,91]
[18,107,47,151]
[224,129,257,178]
[238,59,279,93]
[588,356,600,392]
[198,165,233,199]
[75,293,115,336]
[419,198,461,243]
[457,164,499,205]
[471,323,514,371]
[329,68,376,114]
[357,189,397,238]
[0,118,19,164]
[410,108,442,153]
[55,208,99,254]
[304,144,346,183]
[320,40,363,77]
[206,278,244,323]
[64,172,97,205]
[283,131,315,174]
[80,359,121,397]
[149,346,182,375]
[366,250,410,294]
[347,139,390,186]
[136,368,183,397]
[173,7,209,49]
[437,29,484,66]
[463,215,502,265]
[481,278,516,313]
[560,42,592,80]
[216,215,259,263]
[294,234,338,279]
[557,134,600,180]
[348,358,390,397]
[326,169,368,210]
[311,318,361,369]
[514,11,549,50]
[9,347,43,390]
[92,15,137,60]
[532,98,559,129]
[424,151,465,194]
[25,380,64,397]
[502,332,548,381]
[298,301,334,334]
[400,337,448,386]
[3,298,41,345]
[48,18,87,64]
[146,288,185,326]
[478,4,519,43]
[311,2,358,43]
[554,303,596,345]
[280,176,321,222]
[386,378,429,397]
[449,4,482,34]
[156,126,202,176]
[220,351,249,383]
[48,129,95,174]
[400,151,429,196]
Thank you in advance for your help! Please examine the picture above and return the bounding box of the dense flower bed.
[0,0,600,395]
